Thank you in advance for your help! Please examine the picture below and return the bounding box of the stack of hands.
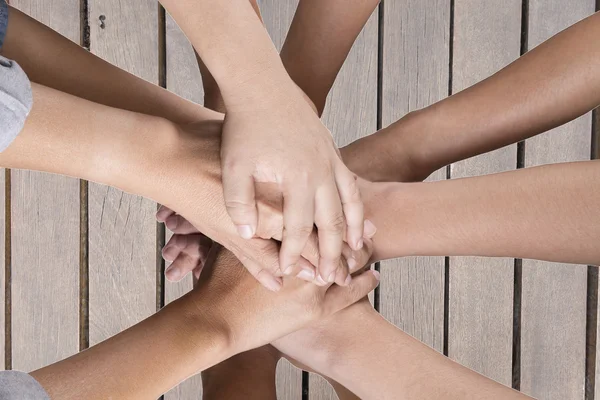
[2,1,600,399]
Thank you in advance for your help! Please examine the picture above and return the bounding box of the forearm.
[0,82,174,193]
[280,0,380,114]
[2,6,214,124]
[30,296,230,400]
[202,348,278,400]
[324,311,527,399]
[369,11,600,179]
[161,0,294,104]
[367,160,600,265]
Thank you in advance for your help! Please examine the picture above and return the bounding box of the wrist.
[341,109,439,183]
[95,115,179,195]
[167,291,237,371]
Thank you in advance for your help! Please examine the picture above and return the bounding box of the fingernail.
[344,274,352,286]
[165,217,178,230]
[237,225,254,240]
[316,274,328,285]
[262,276,282,292]
[283,264,295,275]
[297,268,315,281]
[356,238,364,250]
[364,219,377,238]
[162,246,174,262]
[166,266,181,282]
[327,271,336,283]
[347,257,357,271]
[372,270,381,280]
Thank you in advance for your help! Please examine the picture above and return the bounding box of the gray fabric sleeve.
[0,55,33,152]
[0,371,50,400]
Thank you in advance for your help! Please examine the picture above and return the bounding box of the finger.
[315,183,345,283]
[166,252,200,282]
[280,185,315,276]
[342,236,375,275]
[164,214,201,234]
[164,235,212,281]
[222,163,258,239]
[363,219,377,239]
[297,230,320,267]
[193,263,204,281]
[156,205,175,222]
[235,238,283,291]
[333,258,350,287]
[323,269,380,315]
[335,164,364,251]
[293,257,317,282]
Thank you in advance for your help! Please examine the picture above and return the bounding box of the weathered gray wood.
[0,170,4,369]
[447,0,522,385]
[379,0,448,359]
[163,12,205,399]
[521,2,594,398]
[258,1,305,398]
[307,4,379,399]
[10,1,80,372]
[87,0,158,347]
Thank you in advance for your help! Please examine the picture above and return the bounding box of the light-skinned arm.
[2,6,351,288]
[359,161,600,265]
[343,11,600,182]
[161,0,366,286]
[274,298,529,400]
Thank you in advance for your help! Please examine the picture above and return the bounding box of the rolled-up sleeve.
[0,0,33,152]
[0,371,50,400]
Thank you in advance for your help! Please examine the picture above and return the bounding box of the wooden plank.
[87,0,158,348]
[521,2,594,398]
[378,0,449,358]
[9,1,80,372]
[258,1,304,398]
[0,170,4,369]
[447,0,521,385]
[163,12,205,400]
[308,5,379,399]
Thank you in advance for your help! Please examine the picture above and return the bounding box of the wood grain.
[163,11,205,400]
[87,0,158,347]
[379,0,449,357]
[520,2,595,398]
[9,0,80,372]
[0,170,4,369]
[447,0,521,385]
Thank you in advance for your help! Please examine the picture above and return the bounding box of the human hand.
[221,80,365,286]
[151,121,376,290]
[158,199,378,285]
[187,242,380,354]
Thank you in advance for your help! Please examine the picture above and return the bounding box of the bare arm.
[160,0,366,286]
[2,5,215,125]
[361,160,600,265]
[281,0,380,115]
[344,11,600,182]
[29,246,378,399]
[274,299,528,400]
[201,346,279,400]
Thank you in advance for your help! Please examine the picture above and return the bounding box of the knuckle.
[343,180,362,202]
[284,225,313,240]
[323,213,345,233]
[222,157,246,173]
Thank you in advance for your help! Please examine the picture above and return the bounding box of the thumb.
[222,163,258,239]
